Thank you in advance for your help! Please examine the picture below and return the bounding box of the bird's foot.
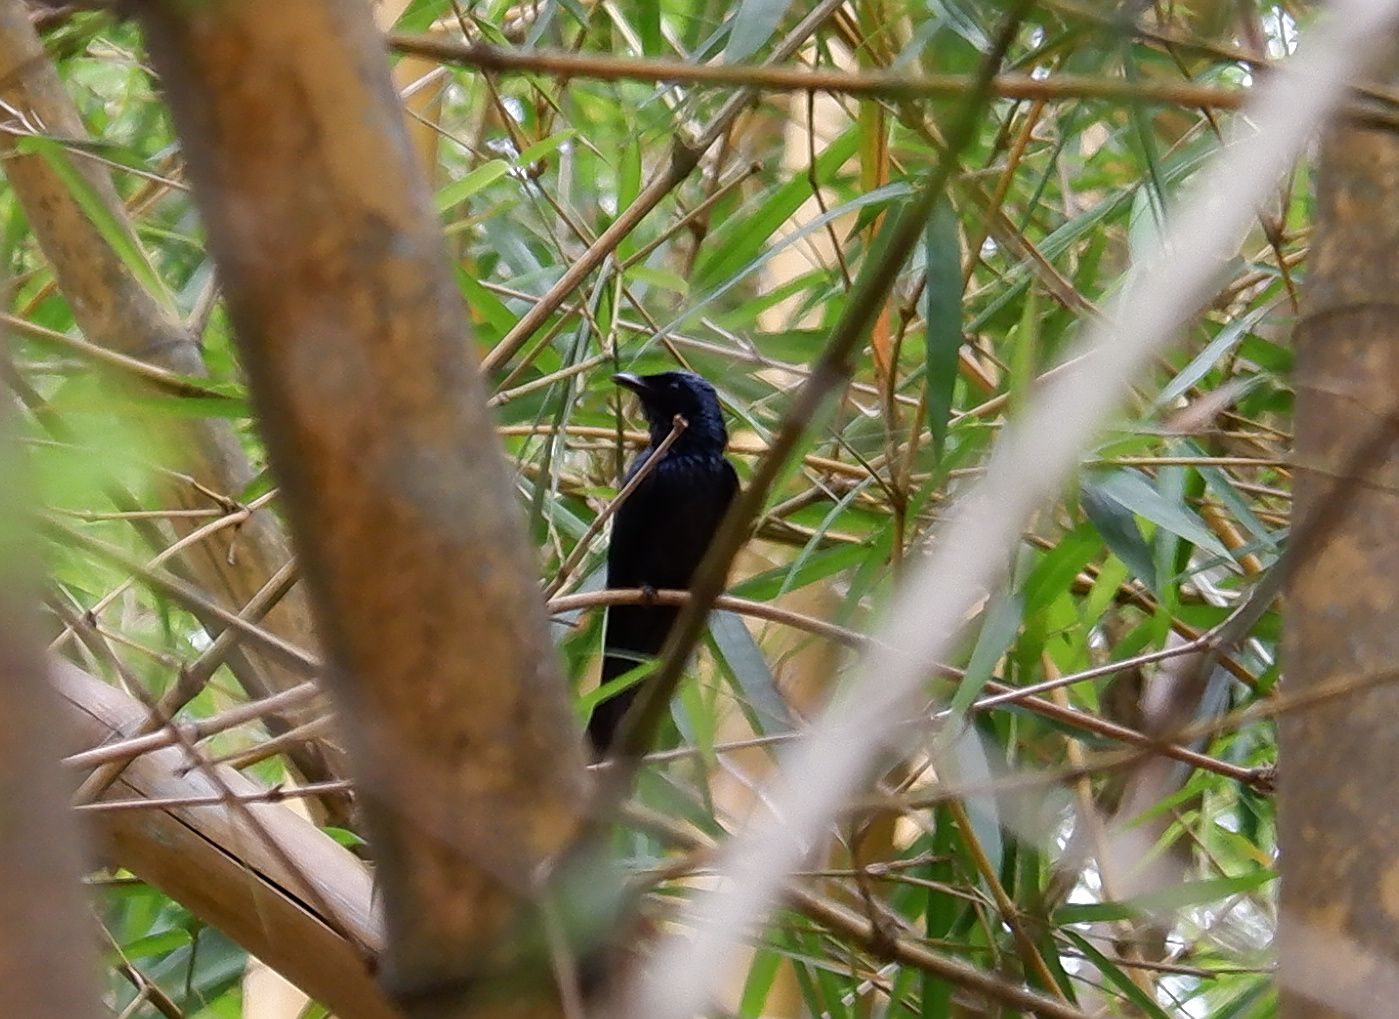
[640,583,658,605]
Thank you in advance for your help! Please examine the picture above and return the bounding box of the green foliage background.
[10,0,1299,1015]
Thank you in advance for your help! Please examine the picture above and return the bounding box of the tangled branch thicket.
[5,0,1392,1017]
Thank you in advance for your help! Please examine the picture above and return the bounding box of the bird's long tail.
[589,604,677,755]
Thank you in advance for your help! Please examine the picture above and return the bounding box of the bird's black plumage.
[589,370,738,755]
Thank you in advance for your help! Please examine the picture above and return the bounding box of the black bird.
[589,370,738,755]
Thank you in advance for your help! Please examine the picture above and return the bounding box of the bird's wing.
[593,453,739,753]
[605,454,668,589]
[718,457,739,517]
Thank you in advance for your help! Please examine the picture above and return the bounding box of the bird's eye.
[668,381,680,391]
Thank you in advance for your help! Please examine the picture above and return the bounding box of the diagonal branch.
[133,2,591,1015]
[0,0,344,816]
[389,34,1262,110]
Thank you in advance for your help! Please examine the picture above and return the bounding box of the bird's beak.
[612,372,650,397]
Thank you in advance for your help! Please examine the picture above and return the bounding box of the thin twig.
[73,779,354,814]
[477,0,848,372]
[389,35,1256,110]
[40,517,319,676]
[63,680,323,771]
[543,413,687,599]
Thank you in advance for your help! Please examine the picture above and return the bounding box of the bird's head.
[613,370,728,452]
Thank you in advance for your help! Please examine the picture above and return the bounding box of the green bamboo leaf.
[731,534,868,601]
[1062,931,1173,1019]
[708,609,793,736]
[777,929,836,1016]
[924,197,961,459]
[1054,870,1275,924]
[694,128,859,288]
[923,807,960,1019]
[737,328,827,362]
[946,724,1003,876]
[1124,47,1170,222]
[539,0,588,30]
[1153,304,1271,410]
[1087,468,1231,559]
[435,160,510,213]
[926,0,991,51]
[626,264,689,294]
[574,659,654,722]
[1009,281,1040,418]
[456,266,515,341]
[615,139,643,260]
[1192,452,1278,550]
[1081,478,1157,587]
[1153,464,1189,603]
[813,954,853,1019]
[617,138,642,212]
[237,466,275,504]
[115,929,191,962]
[968,136,1218,334]
[1238,331,1292,373]
[776,475,878,599]
[1081,554,1132,625]
[633,0,662,54]
[516,129,578,167]
[667,182,913,346]
[1211,978,1275,1019]
[392,0,452,31]
[118,392,251,419]
[321,825,367,849]
[1021,522,1100,613]
[948,589,1023,716]
[674,678,716,760]
[738,948,783,1018]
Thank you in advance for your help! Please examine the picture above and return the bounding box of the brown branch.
[889,662,1399,814]
[1280,29,1399,1018]
[41,517,320,676]
[0,311,237,403]
[102,928,185,1019]
[560,588,1254,785]
[134,3,590,1015]
[389,33,1258,110]
[0,0,342,817]
[201,713,335,772]
[75,778,355,814]
[499,422,880,480]
[52,595,357,953]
